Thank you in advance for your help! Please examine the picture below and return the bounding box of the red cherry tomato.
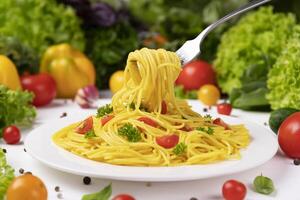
[217,103,232,116]
[175,60,216,91]
[161,101,167,114]
[3,125,21,144]
[213,118,230,130]
[75,116,93,134]
[21,73,56,107]
[222,180,247,200]
[112,194,135,200]
[101,115,114,126]
[138,117,158,128]
[278,112,300,158]
[156,134,179,149]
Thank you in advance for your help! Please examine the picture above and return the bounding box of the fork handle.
[195,0,272,46]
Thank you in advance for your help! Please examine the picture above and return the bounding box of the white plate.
[25,100,278,182]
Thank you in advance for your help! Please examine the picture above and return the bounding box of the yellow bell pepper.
[0,55,21,90]
[40,44,96,98]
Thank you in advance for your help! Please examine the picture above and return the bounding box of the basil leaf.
[253,175,275,195]
[82,183,112,200]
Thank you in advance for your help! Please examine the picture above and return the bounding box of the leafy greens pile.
[0,86,36,136]
[0,149,14,200]
[214,7,296,110]
[267,26,300,110]
[0,0,85,57]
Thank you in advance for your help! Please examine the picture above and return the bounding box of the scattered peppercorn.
[2,149,7,153]
[264,122,268,126]
[57,193,63,199]
[190,197,198,200]
[60,112,67,118]
[203,108,208,112]
[23,148,27,152]
[83,176,91,185]
[294,159,300,165]
[19,168,24,174]
[55,186,60,192]
[146,182,152,187]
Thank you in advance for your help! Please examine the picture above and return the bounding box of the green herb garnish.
[173,143,187,155]
[97,104,113,117]
[253,174,275,195]
[118,123,141,142]
[196,127,214,135]
[82,183,112,200]
[84,130,96,139]
[204,114,212,120]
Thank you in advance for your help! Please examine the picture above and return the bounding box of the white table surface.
[1,98,299,200]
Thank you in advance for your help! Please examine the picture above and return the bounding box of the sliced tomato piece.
[138,117,158,128]
[161,100,167,114]
[101,115,114,126]
[75,116,93,134]
[213,118,230,130]
[156,134,179,149]
[180,126,193,132]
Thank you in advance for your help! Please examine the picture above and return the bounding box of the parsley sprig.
[118,123,141,142]
[97,104,113,117]
[173,142,187,155]
[84,129,96,139]
[196,127,214,135]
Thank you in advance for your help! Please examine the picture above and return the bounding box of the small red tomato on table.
[217,103,232,115]
[222,179,247,200]
[112,194,135,200]
[21,73,56,107]
[278,112,300,158]
[3,125,21,144]
[176,60,216,91]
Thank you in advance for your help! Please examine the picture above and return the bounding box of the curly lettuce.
[0,149,14,200]
[214,6,296,94]
[267,26,300,110]
[0,85,36,136]
[0,0,85,56]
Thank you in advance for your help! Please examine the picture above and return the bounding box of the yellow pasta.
[53,48,250,166]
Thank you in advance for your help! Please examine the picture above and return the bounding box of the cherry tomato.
[138,117,158,128]
[101,115,114,126]
[197,84,220,106]
[112,194,135,200]
[161,101,167,114]
[109,70,125,94]
[222,179,247,200]
[156,134,179,149]
[2,125,21,144]
[75,116,93,134]
[217,103,232,116]
[278,112,300,158]
[213,118,230,130]
[176,60,216,91]
[6,173,48,200]
[21,73,56,107]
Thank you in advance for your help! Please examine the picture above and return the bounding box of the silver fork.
[176,0,272,65]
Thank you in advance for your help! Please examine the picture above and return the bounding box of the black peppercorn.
[55,186,60,192]
[2,149,7,153]
[83,176,91,185]
[19,168,24,174]
[294,159,300,165]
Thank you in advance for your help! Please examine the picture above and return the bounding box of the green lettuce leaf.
[267,25,300,110]
[0,149,15,200]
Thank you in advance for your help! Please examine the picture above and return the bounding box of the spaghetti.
[53,48,250,166]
